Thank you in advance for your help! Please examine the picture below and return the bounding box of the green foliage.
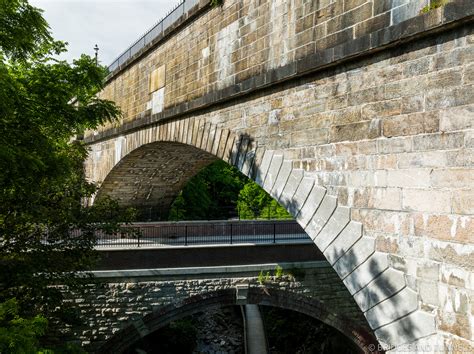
[0,0,130,347]
[237,182,269,219]
[258,266,290,285]
[237,183,291,220]
[421,0,448,13]
[274,265,283,279]
[168,160,246,220]
[0,0,53,61]
[168,160,291,222]
[0,298,48,353]
[210,0,223,7]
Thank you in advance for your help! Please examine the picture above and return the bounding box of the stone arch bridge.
[83,0,474,352]
[71,261,377,352]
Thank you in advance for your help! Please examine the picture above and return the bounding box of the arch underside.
[96,142,216,217]
[96,288,380,354]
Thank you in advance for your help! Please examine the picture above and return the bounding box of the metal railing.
[95,220,310,248]
[108,0,200,73]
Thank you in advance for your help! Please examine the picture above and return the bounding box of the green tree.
[168,160,246,220]
[0,298,48,353]
[237,182,290,220]
[168,160,291,221]
[0,0,131,347]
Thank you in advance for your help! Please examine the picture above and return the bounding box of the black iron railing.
[108,0,200,73]
[95,220,310,248]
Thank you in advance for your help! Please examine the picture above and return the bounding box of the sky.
[30,0,174,66]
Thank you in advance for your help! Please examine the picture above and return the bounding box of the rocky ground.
[125,306,244,354]
[193,306,244,354]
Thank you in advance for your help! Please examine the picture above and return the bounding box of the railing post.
[230,223,233,244]
[185,224,188,246]
[273,222,276,243]
[137,229,140,248]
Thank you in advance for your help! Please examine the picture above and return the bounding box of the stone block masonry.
[63,262,376,352]
[84,0,474,352]
[94,0,472,135]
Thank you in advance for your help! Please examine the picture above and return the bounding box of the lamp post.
[94,44,99,65]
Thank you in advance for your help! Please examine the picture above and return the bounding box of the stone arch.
[96,288,379,353]
[86,119,434,348]
[95,142,217,218]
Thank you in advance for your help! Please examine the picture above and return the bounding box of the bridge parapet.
[88,0,473,140]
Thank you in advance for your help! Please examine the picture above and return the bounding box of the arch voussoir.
[303,193,336,236]
[246,150,435,350]
[269,159,292,201]
[262,154,283,192]
[315,206,351,251]
[254,150,273,186]
[278,168,304,210]
[239,140,257,177]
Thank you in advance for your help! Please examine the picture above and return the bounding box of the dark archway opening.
[123,305,359,354]
[97,288,380,354]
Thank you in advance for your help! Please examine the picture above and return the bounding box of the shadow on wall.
[232,132,421,349]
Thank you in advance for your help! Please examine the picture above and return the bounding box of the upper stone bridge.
[83,0,474,352]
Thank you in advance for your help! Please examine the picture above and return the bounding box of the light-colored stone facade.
[97,0,442,130]
[84,0,474,352]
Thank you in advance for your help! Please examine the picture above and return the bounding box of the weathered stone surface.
[62,262,372,350]
[439,105,474,132]
[304,194,337,239]
[149,65,166,93]
[255,150,273,187]
[354,268,407,312]
[263,154,283,193]
[343,252,390,295]
[383,112,439,137]
[84,4,474,349]
[334,237,376,278]
[240,144,257,177]
[314,206,350,252]
[364,287,419,329]
[324,221,363,265]
[375,311,436,348]
[270,160,293,201]
[278,169,304,211]
[95,142,216,215]
[297,185,327,229]
[290,177,315,219]
[402,188,451,213]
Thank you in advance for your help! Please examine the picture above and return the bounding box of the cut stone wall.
[96,0,458,133]
[84,0,474,351]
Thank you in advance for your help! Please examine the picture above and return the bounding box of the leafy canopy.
[168,160,290,221]
[0,0,132,346]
